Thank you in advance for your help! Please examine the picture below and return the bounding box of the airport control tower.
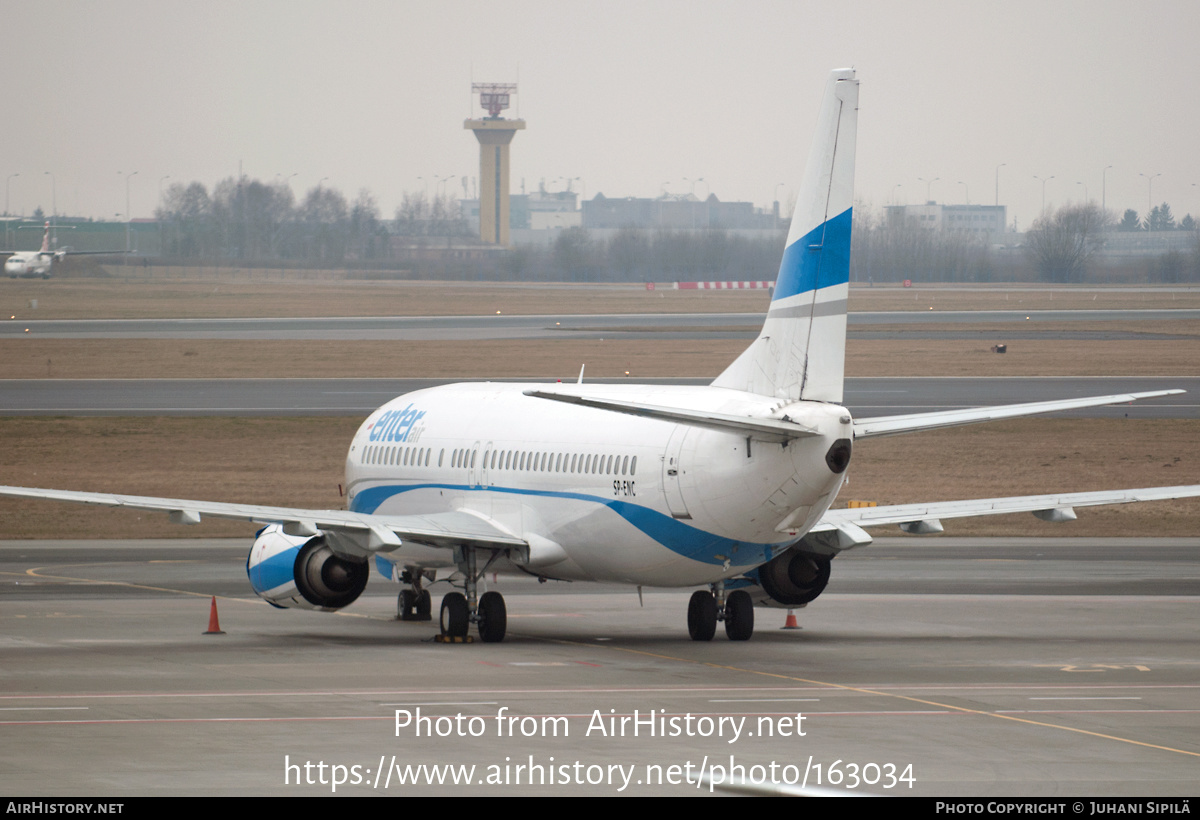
[465,83,525,246]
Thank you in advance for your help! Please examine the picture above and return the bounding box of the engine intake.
[757,549,831,606]
[247,524,369,611]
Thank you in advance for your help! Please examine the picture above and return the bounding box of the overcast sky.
[5,0,1199,232]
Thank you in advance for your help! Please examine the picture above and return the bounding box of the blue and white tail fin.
[712,69,858,403]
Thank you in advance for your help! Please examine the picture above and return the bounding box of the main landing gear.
[436,547,508,644]
[397,571,432,621]
[687,582,754,642]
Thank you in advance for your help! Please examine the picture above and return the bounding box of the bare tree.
[1025,202,1109,283]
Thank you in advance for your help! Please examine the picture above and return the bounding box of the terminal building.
[884,202,1007,236]
[582,194,779,232]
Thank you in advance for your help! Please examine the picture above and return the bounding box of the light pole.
[157,175,169,257]
[1139,173,1161,227]
[958,181,969,205]
[994,163,1006,206]
[43,171,56,222]
[1076,181,1088,204]
[568,176,585,204]
[5,173,16,217]
[1033,175,1054,214]
[120,171,138,252]
[1102,165,1112,214]
[918,176,940,202]
[4,173,16,247]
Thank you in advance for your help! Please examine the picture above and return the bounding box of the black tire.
[724,590,754,641]
[398,589,416,620]
[477,591,507,643]
[440,592,469,638]
[687,590,717,641]
[416,589,432,621]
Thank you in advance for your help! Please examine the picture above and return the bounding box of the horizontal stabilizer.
[522,389,819,442]
[817,484,1200,537]
[853,390,1183,439]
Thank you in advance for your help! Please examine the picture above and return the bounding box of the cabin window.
[630,456,637,475]
[438,449,444,467]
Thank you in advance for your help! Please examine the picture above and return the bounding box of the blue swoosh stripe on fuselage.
[771,207,852,303]
[351,483,788,568]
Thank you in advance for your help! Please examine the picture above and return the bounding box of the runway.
[2,376,1197,417]
[2,537,1197,796]
[3,308,1198,341]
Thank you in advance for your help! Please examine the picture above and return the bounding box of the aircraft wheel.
[416,589,432,621]
[724,590,754,641]
[440,592,469,638]
[687,590,717,641]
[398,589,416,620]
[477,591,507,643]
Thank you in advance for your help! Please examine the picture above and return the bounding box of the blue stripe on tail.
[771,207,852,302]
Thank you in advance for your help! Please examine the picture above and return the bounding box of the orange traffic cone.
[203,596,226,635]
[781,609,801,630]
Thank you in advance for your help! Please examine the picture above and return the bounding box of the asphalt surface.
[2,537,1197,796]
[2,376,1196,417]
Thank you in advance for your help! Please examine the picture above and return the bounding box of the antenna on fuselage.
[577,364,585,384]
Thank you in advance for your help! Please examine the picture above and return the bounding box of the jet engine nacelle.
[757,549,831,607]
[247,524,369,611]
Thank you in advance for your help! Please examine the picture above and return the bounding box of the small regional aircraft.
[1,69,1197,643]
[3,221,125,278]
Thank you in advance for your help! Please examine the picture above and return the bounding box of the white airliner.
[3,221,125,278]
[1,69,1197,643]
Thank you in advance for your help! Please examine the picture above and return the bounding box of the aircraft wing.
[815,484,1200,540]
[852,390,1183,439]
[0,485,526,554]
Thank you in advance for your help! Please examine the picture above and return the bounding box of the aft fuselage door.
[662,424,691,519]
